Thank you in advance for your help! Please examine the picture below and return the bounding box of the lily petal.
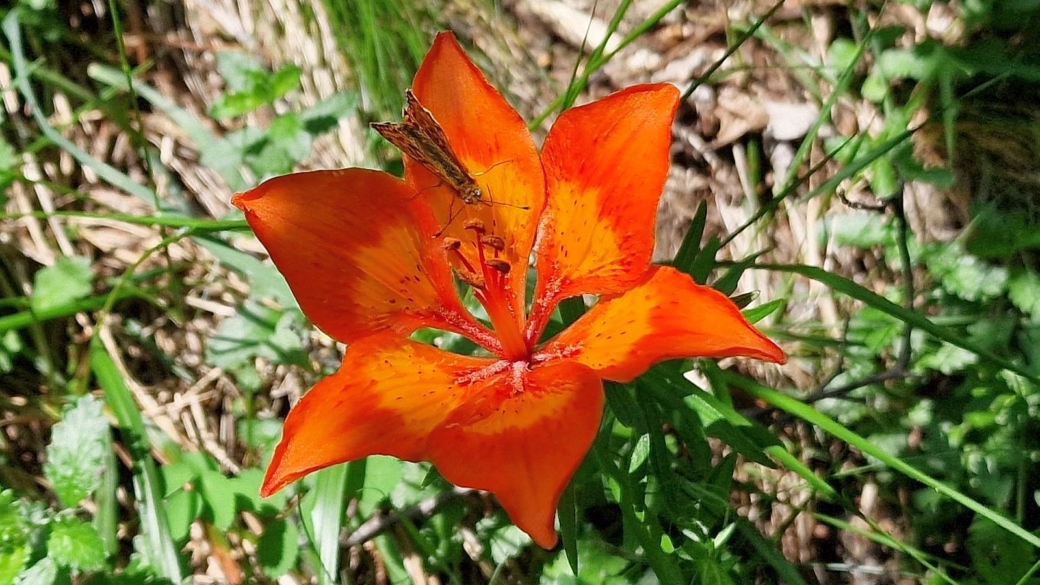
[529,84,680,340]
[233,170,497,349]
[429,359,603,549]
[539,266,786,382]
[261,334,497,497]
[410,32,545,325]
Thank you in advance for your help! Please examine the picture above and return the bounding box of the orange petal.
[428,359,603,549]
[261,334,496,496]
[528,84,679,339]
[409,32,544,325]
[233,170,497,349]
[539,266,785,382]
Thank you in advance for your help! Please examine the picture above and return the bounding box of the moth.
[372,90,483,204]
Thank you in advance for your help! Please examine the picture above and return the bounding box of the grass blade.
[3,10,157,203]
[90,336,184,581]
[729,374,1040,550]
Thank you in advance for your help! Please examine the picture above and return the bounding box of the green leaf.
[215,52,265,93]
[266,114,312,163]
[14,558,57,585]
[205,301,308,370]
[967,516,1035,584]
[163,488,201,544]
[826,213,894,249]
[198,470,237,531]
[43,396,110,508]
[357,456,402,517]
[0,492,30,584]
[209,92,267,120]
[0,137,16,205]
[487,524,531,565]
[300,92,357,134]
[0,544,29,585]
[30,257,93,313]
[1009,269,1040,322]
[47,517,106,572]
[924,244,1008,301]
[268,64,302,101]
[0,330,24,373]
[743,298,784,324]
[257,518,298,579]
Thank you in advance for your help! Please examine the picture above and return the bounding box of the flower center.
[443,221,530,362]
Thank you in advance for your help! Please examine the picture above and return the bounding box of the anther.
[442,237,462,251]
[485,259,511,274]
[481,236,505,251]
[456,269,486,288]
[463,219,486,233]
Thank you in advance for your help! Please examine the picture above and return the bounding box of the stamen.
[481,235,505,252]
[456,269,486,289]
[463,219,486,233]
[485,259,510,274]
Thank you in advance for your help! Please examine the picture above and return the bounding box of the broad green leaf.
[43,396,110,508]
[198,469,237,532]
[30,257,93,313]
[357,456,402,517]
[967,516,1035,584]
[14,558,56,585]
[257,518,298,579]
[47,517,106,572]
[163,488,201,544]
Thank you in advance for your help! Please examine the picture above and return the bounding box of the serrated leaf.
[47,517,106,572]
[1009,269,1040,321]
[31,257,93,313]
[256,519,298,579]
[44,396,110,508]
[925,244,1008,301]
[14,558,56,585]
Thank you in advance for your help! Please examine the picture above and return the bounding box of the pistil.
[462,222,529,362]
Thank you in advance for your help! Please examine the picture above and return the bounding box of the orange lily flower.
[233,32,784,548]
